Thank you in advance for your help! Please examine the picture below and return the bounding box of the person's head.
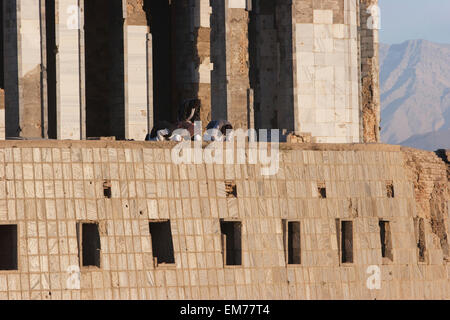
[178,99,201,122]
[149,121,175,140]
[204,120,233,142]
[176,121,195,137]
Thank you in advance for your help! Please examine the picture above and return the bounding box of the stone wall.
[248,0,371,142]
[294,0,361,143]
[0,141,447,300]
[359,0,380,142]
[176,0,213,127]
[404,148,450,262]
[225,3,250,130]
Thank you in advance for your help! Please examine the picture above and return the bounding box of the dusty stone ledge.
[0,140,408,152]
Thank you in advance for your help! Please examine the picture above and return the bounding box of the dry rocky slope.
[380,40,450,150]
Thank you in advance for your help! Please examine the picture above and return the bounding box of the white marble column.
[3,0,44,138]
[294,0,361,143]
[55,0,84,139]
[124,24,151,141]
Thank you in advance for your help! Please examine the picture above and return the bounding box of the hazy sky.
[379,0,450,44]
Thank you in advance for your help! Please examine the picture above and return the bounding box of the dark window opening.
[318,182,327,199]
[3,0,20,138]
[79,223,101,268]
[341,221,353,263]
[379,220,393,261]
[248,0,281,130]
[0,2,4,89]
[103,181,112,199]
[220,221,242,266]
[386,181,395,198]
[414,217,427,263]
[85,0,125,139]
[225,181,237,198]
[45,0,57,139]
[284,220,301,265]
[149,221,175,265]
[0,225,18,270]
[143,0,176,123]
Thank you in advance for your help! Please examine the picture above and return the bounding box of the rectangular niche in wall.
[149,220,175,266]
[78,223,101,268]
[379,220,393,262]
[283,220,301,265]
[103,180,112,199]
[414,217,427,263]
[341,221,353,264]
[0,225,18,270]
[225,181,237,198]
[220,220,242,266]
[317,182,327,199]
[386,181,395,198]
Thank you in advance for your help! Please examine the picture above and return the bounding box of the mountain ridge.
[380,39,450,150]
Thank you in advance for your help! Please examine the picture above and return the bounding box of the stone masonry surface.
[0,141,447,300]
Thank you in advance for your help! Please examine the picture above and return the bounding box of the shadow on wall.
[144,0,175,124]
[144,0,202,126]
[248,0,295,131]
[85,0,125,139]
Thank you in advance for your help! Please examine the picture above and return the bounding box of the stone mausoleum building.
[0,0,447,300]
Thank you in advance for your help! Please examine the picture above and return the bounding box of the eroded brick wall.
[404,148,450,262]
[360,0,380,142]
[126,0,147,26]
[226,6,250,129]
